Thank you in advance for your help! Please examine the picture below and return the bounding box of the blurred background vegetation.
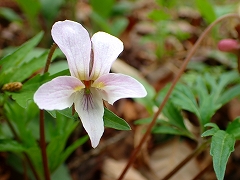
[1,0,240,179]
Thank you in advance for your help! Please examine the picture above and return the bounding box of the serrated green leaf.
[103,108,131,130]
[217,84,240,105]
[210,130,235,180]
[163,100,187,130]
[0,139,25,152]
[172,84,200,117]
[0,32,43,85]
[195,76,208,105]
[226,117,240,139]
[8,73,50,108]
[8,69,69,108]
[4,102,38,148]
[47,115,79,172]
[217,71,239,94]
[199,94,220,125]
[8,50,48,82]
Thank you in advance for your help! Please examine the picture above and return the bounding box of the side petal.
[34,76,85,110]
[90,32,123,80]
[51,20,91,80]
[92,73,147,104]
[74,88,104,148]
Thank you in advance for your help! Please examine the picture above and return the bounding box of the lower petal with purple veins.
[74,88,104,148]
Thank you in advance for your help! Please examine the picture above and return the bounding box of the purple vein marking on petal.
[82,92,94,111]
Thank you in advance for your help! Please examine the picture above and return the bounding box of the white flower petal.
[34,76,84,110]
[74,88,104,148]
[51,20,91,80]
[90,32,123,79]
[92,73,147,104]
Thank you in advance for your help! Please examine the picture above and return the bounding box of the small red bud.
[218,39,239,52]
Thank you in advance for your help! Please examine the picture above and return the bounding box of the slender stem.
[162,140,210,180]
[23,158,28,180]
[39,43,57,180]
[44,43,57,73]
[5,118,41,180]
[117,13,240,180]
[40,110,50,180]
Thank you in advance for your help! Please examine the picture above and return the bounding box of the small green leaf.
[90,0,115,18]
[0,7,22,22]
[134,117,152,125]
[204,123,219,129]
[51,164,72,180]
[148,10,170,21]
[172,84,200,117]
[152,126,189,137]
[59,136,88,165]
[202,126,219,137]
[226,117,240,139]
[210,130,235,180]
[103,108,131,130]
[40,0,65,22]
[15,0,41,27]
[0,139,25,152]
[199,94,220,125]
[163,100,187,130]
[47,117,79,172]
[196,0,216,23]
[111,17,128,36]
[48,108,79,121]
[218,84,240,105]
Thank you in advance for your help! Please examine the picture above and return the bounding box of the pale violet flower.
[34,20,147,148]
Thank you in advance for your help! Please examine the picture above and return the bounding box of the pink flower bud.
[218,39,239,52]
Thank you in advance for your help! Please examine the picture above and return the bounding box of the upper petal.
[90,32,123,80]
[51,20,91,80]
[34,76,85,110]
[74,88,104,148]
[92,73,147,104]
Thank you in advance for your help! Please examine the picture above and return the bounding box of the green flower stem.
[39,43,57,180]
[5,117,41,180]
[117,13,240,180]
